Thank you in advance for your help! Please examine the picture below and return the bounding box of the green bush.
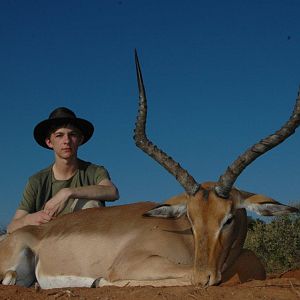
[245,210,300,273]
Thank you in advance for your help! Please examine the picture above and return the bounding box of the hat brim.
[34,117,94,149]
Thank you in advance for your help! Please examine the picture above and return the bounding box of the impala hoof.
[2,270,17,285]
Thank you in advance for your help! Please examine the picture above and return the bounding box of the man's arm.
[69,179,119,201]
[7,209,52,234]
[43,179,119,217]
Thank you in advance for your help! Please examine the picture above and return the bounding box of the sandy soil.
[0,269,299,300]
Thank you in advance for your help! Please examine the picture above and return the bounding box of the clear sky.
[0,0,299,226]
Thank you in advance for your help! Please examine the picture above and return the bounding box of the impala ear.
[237,194,299,216]
[143,203,187,219]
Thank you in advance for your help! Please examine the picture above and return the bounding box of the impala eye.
[224,215,235,226]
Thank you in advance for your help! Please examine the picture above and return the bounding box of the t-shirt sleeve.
[18,180,37,213]
[93,165,111,184]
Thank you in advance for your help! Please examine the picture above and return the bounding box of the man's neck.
[52,157,79,181]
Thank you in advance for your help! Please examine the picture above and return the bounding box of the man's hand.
[43,188,72,217]
[24,211,53,226]
[7,209,53,233]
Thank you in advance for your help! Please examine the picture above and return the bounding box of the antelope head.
[133,51,299,286]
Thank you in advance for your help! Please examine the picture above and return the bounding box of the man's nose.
[63,134,71,143]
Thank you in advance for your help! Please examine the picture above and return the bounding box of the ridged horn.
[133,50,200,195]
[215,88,300,198]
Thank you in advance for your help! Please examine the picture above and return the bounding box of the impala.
[0,52,299,289]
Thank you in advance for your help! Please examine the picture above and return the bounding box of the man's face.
[45,126,83,159]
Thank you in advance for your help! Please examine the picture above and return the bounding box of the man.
[7,107,119,233]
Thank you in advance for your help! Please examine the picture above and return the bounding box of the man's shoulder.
[78,159,105,170]
[28,165,52,182]
[77,159,109,183]
[77,159,108,178]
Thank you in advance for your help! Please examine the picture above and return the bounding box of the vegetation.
[0,226,6,236]
[245,204,300,273]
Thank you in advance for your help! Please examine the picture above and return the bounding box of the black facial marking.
[202,189,209,201]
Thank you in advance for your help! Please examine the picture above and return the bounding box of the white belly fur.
[37,275,95,289]
[35,261,95,289]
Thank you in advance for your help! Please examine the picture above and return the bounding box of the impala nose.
[193,270,221,286]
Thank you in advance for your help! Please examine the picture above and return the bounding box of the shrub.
[0,226,6,235]
[245,210,300,273]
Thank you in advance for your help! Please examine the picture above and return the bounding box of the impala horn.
[215,88,300,198]
[133,50,200,196]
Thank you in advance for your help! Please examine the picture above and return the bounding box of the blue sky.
[0,0,299,226]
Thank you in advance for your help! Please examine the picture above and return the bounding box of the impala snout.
[192,267,221,286]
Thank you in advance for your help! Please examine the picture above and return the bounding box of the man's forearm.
[7,216,26,234]
[68,184,119,202]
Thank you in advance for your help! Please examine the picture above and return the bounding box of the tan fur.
[1,181,295,288]
[164,193,189,205]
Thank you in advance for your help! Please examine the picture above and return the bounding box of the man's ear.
[79,135,84,145]
[45,137,53,149]
[143,203,187,219]
[237,194,299,216]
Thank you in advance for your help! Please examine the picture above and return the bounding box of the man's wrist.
[64,187,74,200]
[23,214,29,227]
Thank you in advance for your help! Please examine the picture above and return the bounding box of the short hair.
[46,123,83,139]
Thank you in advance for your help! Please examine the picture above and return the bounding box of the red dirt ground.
[0,269,299,300]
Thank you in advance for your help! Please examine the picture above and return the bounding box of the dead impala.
[0,52,299,289]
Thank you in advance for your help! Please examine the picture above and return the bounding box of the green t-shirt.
[18,159,110,214]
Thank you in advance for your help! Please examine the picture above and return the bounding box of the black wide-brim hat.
[34,107,94,149]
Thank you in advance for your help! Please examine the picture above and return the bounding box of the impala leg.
[97,254,193,287]
[95,276,192,287]
[0,232,36,287]
[2,270,17,285]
